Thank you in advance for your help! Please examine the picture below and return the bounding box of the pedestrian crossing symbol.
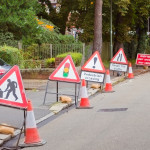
[49,55,80,83]
[110,48,128,64]
[0,65,27,108]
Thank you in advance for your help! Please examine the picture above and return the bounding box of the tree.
[133,0,150,55]
[0,0,41,40]
[112,0,131,54]
[37,0,150,58]
[93,0,103,54]
[37,0,54,20]
[66,0,95,43]
[38,0,79,34]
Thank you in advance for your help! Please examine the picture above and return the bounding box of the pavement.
[0,65,149,147]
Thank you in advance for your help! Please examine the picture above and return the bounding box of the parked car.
[0,59,12,78]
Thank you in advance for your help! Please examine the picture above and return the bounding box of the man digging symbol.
[4,79,18,101]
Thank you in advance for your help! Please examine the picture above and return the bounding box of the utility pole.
[93,0,103,54]
[110,0,113,59]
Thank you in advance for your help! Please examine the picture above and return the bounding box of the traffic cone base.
[77,79,93,109]
[80,98,90,107]
[25,128,41,144]
[127,63,134,79]
[19,100,46,148]
[128,73,134,79]
[76,106,93,109]
[105,83,112,91]
[103,70,114,93]
[19,140,46,148]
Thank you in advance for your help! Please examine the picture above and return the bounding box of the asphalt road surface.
[5,72,150,150]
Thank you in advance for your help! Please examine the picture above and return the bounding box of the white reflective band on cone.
[106,75,111,83]
[26,111,37,128]
[129,67,132,73]
[80,86,88,98]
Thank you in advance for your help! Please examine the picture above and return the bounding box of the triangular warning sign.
[49,55,80,83]
[0,65,27,109]
[81,51,105,73]
[110,48,128,64]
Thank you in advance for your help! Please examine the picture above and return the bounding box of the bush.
[0,32,18,47]
[23,60,42,69]
[56,52,82,66]
[0,45,24,68]
[23,44,39,60]
[45,58,55,67]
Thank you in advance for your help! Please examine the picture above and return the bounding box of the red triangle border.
[49,55,80,83]
[0,65,28,109]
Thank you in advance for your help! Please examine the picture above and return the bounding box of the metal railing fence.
[23,43,84,60]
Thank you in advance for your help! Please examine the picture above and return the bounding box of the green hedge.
[0,45,24,68]
[45,58,55,67]
[56,52,82,66]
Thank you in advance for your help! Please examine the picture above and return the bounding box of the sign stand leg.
[56,81,59,102]
[43,81,49,105]
[24,110,26,136]
[75,83,77,106]
[1,108,27,150]
[76,83,81,108]
[15,110,27,149]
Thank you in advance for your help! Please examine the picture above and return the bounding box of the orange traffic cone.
[77,79,92,109]
[128,63,134,79]
[104,70,114,92]
[19,100,46,147]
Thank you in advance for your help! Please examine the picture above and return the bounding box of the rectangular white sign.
[81,71,105,83]
[110,63,127,72]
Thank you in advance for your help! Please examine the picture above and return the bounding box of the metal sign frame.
[43,80,80,106]
[0,104,27,149]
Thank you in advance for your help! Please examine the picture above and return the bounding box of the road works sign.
[0,65,27,108]
[110,48,128,65]
[49,55,80,83]
[110,48,128,72]
[136,53,150,66]
[81,51,105,83]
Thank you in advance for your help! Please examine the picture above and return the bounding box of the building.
[49,0,57,8]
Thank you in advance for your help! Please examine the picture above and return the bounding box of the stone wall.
[21,68,55,79]
[21,67,81,80]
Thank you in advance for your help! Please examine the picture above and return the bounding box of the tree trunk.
[113,13,124,55]
[93,0,103,54]
[136,27,147,55]
[113,42,124,55]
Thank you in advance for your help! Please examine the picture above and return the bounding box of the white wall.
[50,0,57,3]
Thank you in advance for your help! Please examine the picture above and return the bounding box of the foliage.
[103,60,110,69]
[23,16,78,45]
[23,60,42,69]
[0,45,24,68]
[57,34,79,44]
[38,0,79,34]
[45,57,55,67]
[0,0,41,41]
[66,0,95,43]
[22,44,39,60]
[0,32,18,47]
[56,52,82,66]
[23,42,83,62]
